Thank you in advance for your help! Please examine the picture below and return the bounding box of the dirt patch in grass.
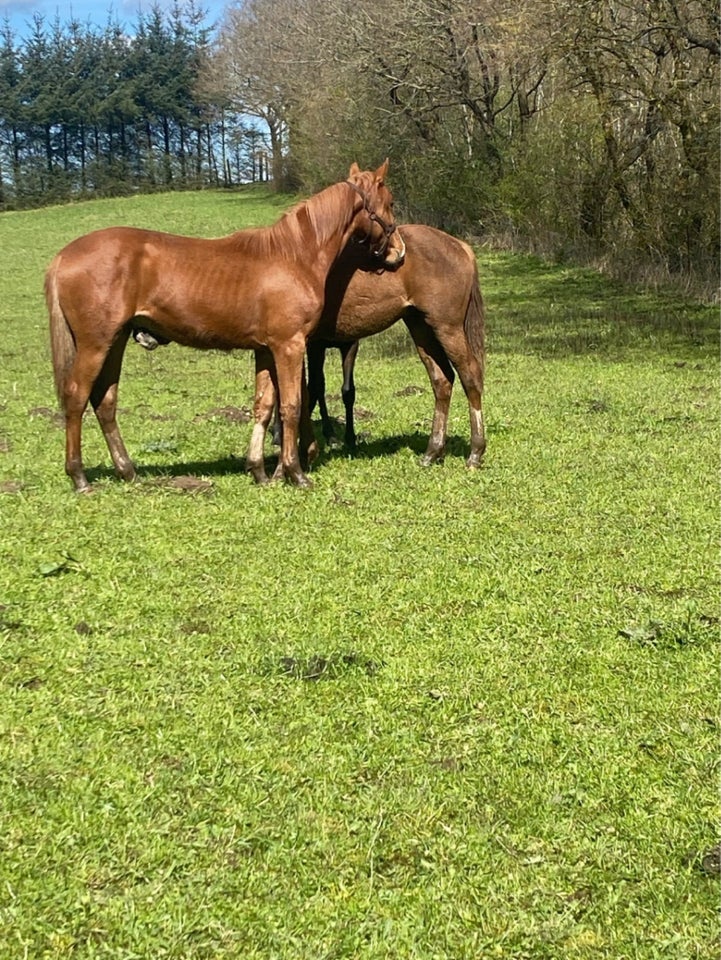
[274,651,383,680]
[151,475,214,494]
[195,405,252,424]
[28,406,64,427]
[353,406,375,421]
[0,480,24,494]
[698,843,721,876]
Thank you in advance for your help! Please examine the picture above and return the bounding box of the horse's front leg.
[339,340,359,448]
[272,336,312,487]
[251,358,316,484]
[247,349,276,485]
[299,361,319,471]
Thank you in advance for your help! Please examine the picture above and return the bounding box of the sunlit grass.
[0,189,718,959]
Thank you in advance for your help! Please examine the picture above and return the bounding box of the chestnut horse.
[254,223,485,480]
[46,161,403,492]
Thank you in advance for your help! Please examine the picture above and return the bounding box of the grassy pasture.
[0,189,718,959]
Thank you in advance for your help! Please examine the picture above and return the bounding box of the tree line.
[0,0,718,289]
[0,1,269,209]
[209,0,719,288]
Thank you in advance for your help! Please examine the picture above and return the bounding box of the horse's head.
[346,160,405,267]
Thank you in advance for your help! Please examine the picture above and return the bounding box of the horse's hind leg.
[404,317,455,466]
[90,330,136,482]
[429,323,486,468]
[62,343,116,492]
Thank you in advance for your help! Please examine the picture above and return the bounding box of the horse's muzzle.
[375,226,406,267]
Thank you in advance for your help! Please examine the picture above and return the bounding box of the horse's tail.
[464,258,486,381]
[45,255,75,407]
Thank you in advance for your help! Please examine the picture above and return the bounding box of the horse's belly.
[171,321,257,351]
[321,292,409,341]
[134,311,260,352]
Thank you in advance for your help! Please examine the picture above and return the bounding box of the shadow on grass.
[314,430,430,466]
[82,429,478,487]
[484,254,719,360]
[85,456,247,487]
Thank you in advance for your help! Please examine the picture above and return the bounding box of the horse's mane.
[234,181,356,260]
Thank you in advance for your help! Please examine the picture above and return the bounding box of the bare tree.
[206,0,315,188]
[204,0,719,281]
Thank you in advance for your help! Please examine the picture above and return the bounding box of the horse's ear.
[348,162,361,178]
[375,158,389,183]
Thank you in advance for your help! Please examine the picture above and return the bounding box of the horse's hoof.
[420,452,444,467]
[246,464,270,485]
[290,472,313,489]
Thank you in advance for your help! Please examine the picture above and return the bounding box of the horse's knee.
[279,400,301,427]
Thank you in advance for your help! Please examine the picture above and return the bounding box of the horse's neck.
[237,183,356,281]
[289,183,355,276]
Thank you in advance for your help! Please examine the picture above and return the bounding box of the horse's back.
[55,226,215,272]
[59,225,149,258]
[398,224,477,293]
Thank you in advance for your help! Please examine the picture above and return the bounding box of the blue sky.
[0,0,227,37]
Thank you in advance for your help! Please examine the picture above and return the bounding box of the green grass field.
[0,188,718,959]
